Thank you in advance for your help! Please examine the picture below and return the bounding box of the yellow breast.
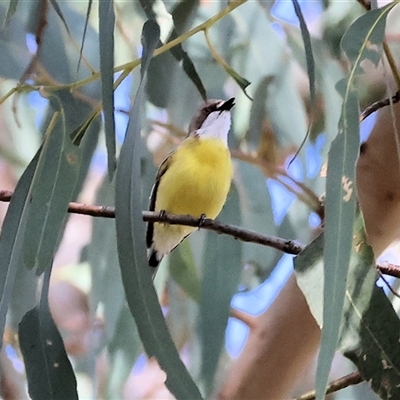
[155,136,233,219]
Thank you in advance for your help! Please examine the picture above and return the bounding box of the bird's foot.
[198,214,207,228]
[159,209,167,222]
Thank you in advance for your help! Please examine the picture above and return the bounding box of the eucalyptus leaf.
[295,216,400,400]
[18,268,78,400]
[107,305,141,398]
[235,161,276,275]
[317,88,359,400]
[146,0,205,108]
[247,76,274,150]
[337,2,398,96]
[22,91,82,274]
[199,185,242,394]
[0,4,31,79]
[99,0,117,176]
[291,0,315,107]
[169,239,201,303]
[49,0,71,35]
[115,20,202,399]
[0,151,39,349]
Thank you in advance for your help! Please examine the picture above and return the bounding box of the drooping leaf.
[99,0,116,177]
[199,185,242,394]
[337,2,399,96]
[115,20,202,400]
[295,216,400,400]
[246,76,274,151]
[167,0,206,103]
[235,162,276,275]
[49,0,71,35]
[205,29,251,100]
[145,0,206,108]
[317,88,359,400]
[316,5,397,398]
[76,0,93,75]
[107,305,141,398]
[0,152,39,349]
[169,239,201,303]
[84,176,125,345]
[0,4,31,80]
[340,219,400,399]
[291,0,315,107]
[266,62,308,147]
[22,91,82,274]
[19,267,78,400]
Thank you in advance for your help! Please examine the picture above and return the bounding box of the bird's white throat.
[196,110,231,145]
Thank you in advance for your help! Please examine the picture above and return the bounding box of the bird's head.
[188,98,235,144]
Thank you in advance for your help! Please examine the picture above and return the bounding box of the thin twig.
[360,91,400,122]
[296,371,363,400]
[378,262,400,279]
[0,189,303,255]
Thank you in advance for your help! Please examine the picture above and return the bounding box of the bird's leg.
[198,213,207,228]
[158,209,167,222]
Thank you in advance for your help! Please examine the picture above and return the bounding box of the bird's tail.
[148,247,162,279]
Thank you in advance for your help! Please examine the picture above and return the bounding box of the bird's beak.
[218,97,235,111]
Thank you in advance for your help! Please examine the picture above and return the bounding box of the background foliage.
[0,0,400,399]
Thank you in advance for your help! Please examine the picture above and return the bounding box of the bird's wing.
[146,153,173,248]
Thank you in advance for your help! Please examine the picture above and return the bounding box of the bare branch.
[296,371,363,400]
[0,189,303,255]
[360,91,400,122]
[378,262,400,279]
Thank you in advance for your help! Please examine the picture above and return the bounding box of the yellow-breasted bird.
[146,98,235,270]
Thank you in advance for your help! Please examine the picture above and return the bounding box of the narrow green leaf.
[87,177,121,341]
[225,65,252,99]
[235,162,276,274]
[99,0,116,177]
[3,0,18,28]
[0,4,31,79]
[340,219,400,399]
[49,0,71,35]
[247,76,274,150]
[291,0,315,106]
[19,267,78,400]
[199,185,242,393]
[107,305,141,398]
[343,4,396,69]
[295,217,400,400]
[315,5,398,398]
[115,20,202,400]
[0,152,39,349]
[22,92,82,274]
[317,88,359,400]
[266,63,308,147]
[145,0,206,107]
[169,239,201,303]
[76,0,93,76]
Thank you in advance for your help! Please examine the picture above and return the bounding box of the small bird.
[146,97,235,271]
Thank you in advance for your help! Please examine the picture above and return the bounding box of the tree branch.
[3,189,400,281]
[360,91,400,122]
[296,371,363,400]
[378,262,400,279]
[0,189,303,255]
